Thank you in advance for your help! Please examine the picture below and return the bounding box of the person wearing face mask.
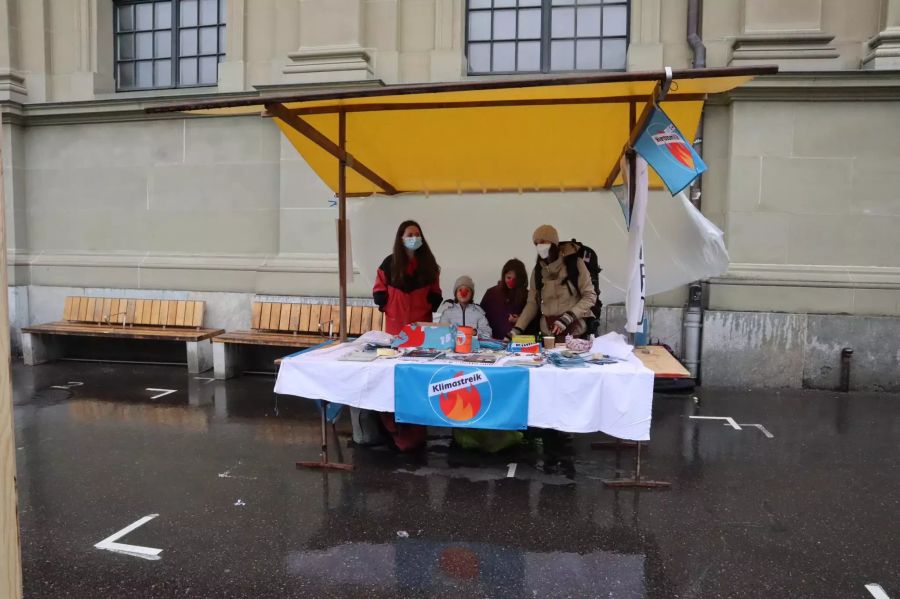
[437,276,493,339]
[508,224,597,342]
[479,259,529,340]
[373,220,443,335]
[371,220,442,452]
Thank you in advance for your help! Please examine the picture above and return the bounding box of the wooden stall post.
[0,120,24,597]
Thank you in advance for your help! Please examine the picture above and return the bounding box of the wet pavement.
[11,360,899,598]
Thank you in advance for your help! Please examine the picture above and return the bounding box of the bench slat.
[298,304,311,333]
[175,301,186,326]
[184,301,195,328]
[84,298,96,322]
[150,300,161,325]
[100,298,111,323]
[360,307,373,334]
[349,306,362,335]
[269,303,282,330]
[260,303,272,331]
[126,300,136,325]
[159,300,170,327]
[279,303,292,331]
[288,304,301,332]
[192,302,204,328]
[251,303,262,329]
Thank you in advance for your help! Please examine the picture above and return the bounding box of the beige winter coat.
[515,245,597,337]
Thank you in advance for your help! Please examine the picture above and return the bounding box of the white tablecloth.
[274,343,655,441]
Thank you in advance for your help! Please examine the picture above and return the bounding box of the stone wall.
[702,310,900,391]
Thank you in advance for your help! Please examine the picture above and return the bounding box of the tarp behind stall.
[348,190,728,305]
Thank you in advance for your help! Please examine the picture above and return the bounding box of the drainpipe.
[682,0,706,379]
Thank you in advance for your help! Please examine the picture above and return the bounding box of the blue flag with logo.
[633,106,707,195]
[394,364,529,430]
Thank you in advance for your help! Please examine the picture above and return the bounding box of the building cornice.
[711,71,900,103]
[709,263,900,290]
[0,79,384,126]
[4,71,900,126]
[8,249,353,275]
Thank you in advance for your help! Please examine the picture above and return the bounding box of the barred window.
[115,0,226,91]
[466,0,628,74]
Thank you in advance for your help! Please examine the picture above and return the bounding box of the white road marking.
[507,463,518,478]
[51,381,84,390]
[736,423,774,438]
[146,388,176,399]
[689,415,742,430]
[866,583,891,599]
[94,514,162,561]
[194,377,215,385]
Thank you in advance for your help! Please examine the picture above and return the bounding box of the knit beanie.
[532,224,559,245]
[453,275,475,296]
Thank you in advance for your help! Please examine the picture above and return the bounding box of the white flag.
[623,154,649,333]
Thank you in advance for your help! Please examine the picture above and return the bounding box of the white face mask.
[403,236,423,251]
[536,243,552,260]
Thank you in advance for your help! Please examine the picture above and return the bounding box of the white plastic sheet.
[348,190,728,310]
[623,155,649,333]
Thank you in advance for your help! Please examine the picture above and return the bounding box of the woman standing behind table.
[370,220,442,451]
[373,220,443,335]
[479,259,529,340]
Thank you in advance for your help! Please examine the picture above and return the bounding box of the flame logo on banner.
[666,138,696,170]
[396,323,426,348]
[439,372,482,421]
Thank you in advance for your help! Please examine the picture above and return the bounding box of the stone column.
[0,0,26,103]
[626,0,664,70]
[70,0,115,99]
[218,0,246,91]
[430,0,465,81]
[729,0,838,70]
[864,0,900,69]
[282,0,372,84]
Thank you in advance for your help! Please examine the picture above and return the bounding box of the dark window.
[115,0,226,91]
[466,0,628,75]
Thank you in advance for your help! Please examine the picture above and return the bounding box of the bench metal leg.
[186,340,214,374]
[213,343,241,379]
[22,333,64,366]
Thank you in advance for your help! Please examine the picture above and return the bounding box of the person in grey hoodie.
[437,275,493,339]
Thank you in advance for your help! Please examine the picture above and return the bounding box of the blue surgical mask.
[403,236,423,251]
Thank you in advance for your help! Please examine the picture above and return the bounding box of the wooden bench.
[21,296,224,373]
[212,301,385,379]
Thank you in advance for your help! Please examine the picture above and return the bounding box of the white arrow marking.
[866,583,891,599]
[146,388,176,399]
[194,377,215,385]
[735,423,774,438]
[507,463,517,478]
[689,415,741,430]
[94,514,162,561]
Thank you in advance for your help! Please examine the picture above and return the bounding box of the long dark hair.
[500,258,528,306]
[391,220,440,286]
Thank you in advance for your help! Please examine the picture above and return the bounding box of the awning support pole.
[265,103,398,195]
[295,109,355,474]
[337,110,348,344]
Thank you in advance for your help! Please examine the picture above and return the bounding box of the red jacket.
[373,255,442,335]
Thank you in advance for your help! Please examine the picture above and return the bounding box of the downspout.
[683,0,705,379]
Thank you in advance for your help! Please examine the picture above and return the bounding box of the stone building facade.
[0,0,898,389]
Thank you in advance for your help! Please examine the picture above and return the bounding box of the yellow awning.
[149,67,774,195]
